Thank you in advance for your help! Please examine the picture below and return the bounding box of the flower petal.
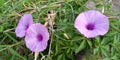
[35,23,49,42]
[74,10,109,38]
[15,26,26,37]
[25,23,49,52]
[84,30,99,38]
[35,42,47,52]
[84,10,97,23]
[95,23,109,35]
[18,14,33,26]
[15,14,33,37]
[74,12,88,35]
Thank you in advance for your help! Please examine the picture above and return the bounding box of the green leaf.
[111,47,116,56]
[103,58,110,60]
[0,25,4,32]
[4,33,17,42]
[67,49,70,53]
[57,54,63,60]
[101,46,109,57]
[101,38,110,45]
[93,47,99,55]
[94,37,101,47]
[8,47,26,60]
[95,36,100,42]
[96,3,103,8]
[0,0,5,6]
[111,55,118,60]
[105,31,117,36]
[75,40,86,54]
[111,25,119,32]
[87,40,92,48]
[55,42,60,55]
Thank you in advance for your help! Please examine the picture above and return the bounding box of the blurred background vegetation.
[0,0,120,60]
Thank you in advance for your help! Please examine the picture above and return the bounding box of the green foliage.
[75,40,86,54]
[0,26,4,32]
[0,0,120,60]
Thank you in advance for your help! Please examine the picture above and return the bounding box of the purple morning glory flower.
[25,23,49,52]
[74,10,109,38]
[15,14,33,37]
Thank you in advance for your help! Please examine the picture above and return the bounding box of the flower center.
[37,34,43,41]
[86,23,95,30]
[25,24,29,30]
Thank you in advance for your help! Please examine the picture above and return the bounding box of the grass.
[0,0,120,60]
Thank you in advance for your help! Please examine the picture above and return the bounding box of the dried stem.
[34,52,39,60]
